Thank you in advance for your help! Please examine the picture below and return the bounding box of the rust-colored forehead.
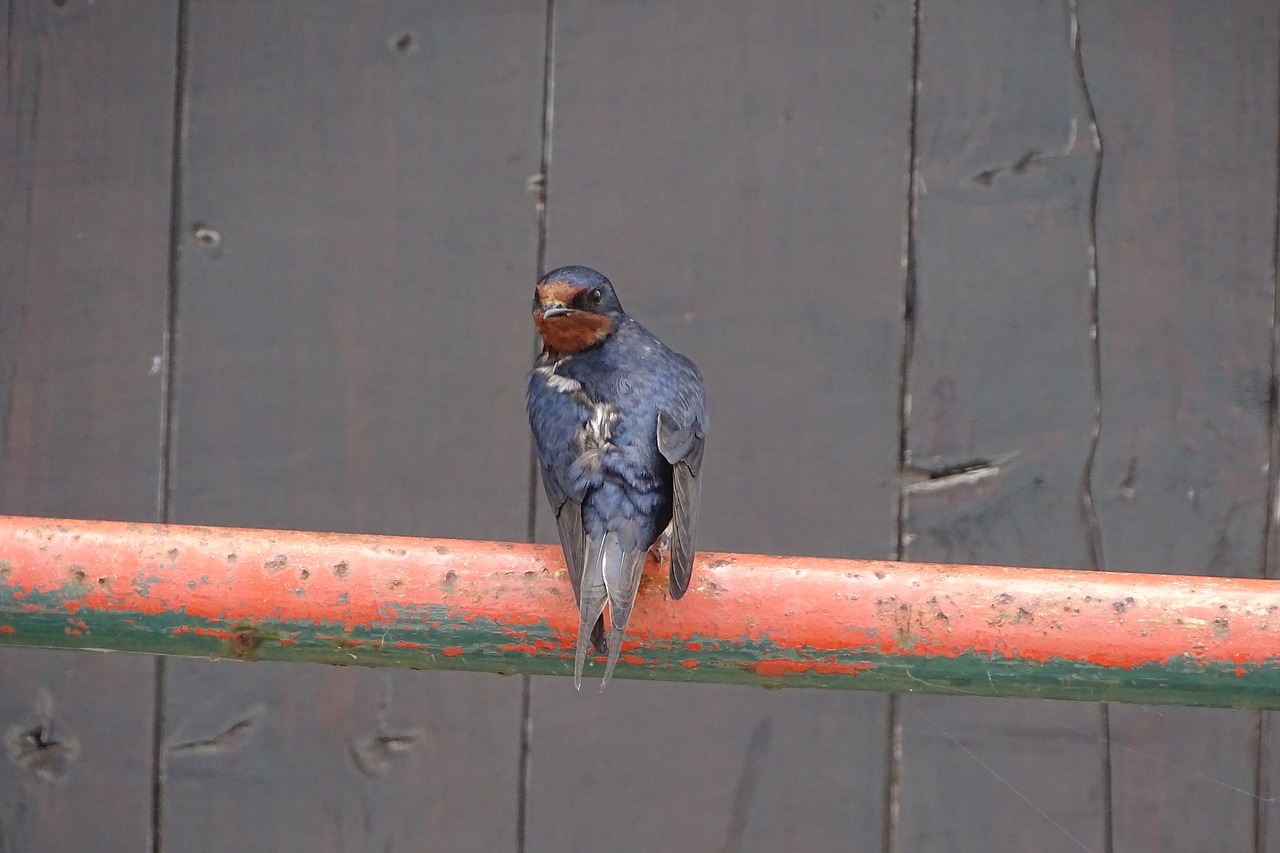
[535,280,585,303]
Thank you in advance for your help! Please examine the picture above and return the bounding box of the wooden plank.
[0,650,159,852]
[164,3,545,850]
[528,680,888,853]
[1079,4,1278,851]
[0,0,173,519]
[900,2,1108,850]
[163,664,519,851]
[0,1,176,850]
[1268,709,1280,852]
[528,2,912,849]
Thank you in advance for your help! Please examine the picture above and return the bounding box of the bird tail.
[574,535,609,691]
[574,531,646,691]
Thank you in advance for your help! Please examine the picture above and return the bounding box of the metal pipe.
[0,515,1277,706]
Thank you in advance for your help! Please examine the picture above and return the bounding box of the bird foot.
[648,528,671,566]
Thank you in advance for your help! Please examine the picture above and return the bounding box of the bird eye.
[590,288,603,304]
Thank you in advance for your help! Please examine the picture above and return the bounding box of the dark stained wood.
[0,0,173,520]
[1267,714,1280,853]
[527,679,887,853]
[900,2,1107,850]
[163,664,519,852]
[0,1,177,850]
[4,3,1276,850]
[1079,4,1278,850]
[528,2,912,849]
[170,2,543,539]
[540,0,910,557]
[164,3,545,850]
[0,650,159,852]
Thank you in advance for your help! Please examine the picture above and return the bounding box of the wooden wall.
[2,1,1277,851]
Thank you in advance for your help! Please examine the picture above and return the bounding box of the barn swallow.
[526,265,707,689]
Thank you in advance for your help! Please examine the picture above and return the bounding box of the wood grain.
[164,3,546,850]
[528,2,912,849]
[1080,3,1278,850]
[163,664,519,852]
[0,1,176,850]
[3,3,1276,849]
[900,2,1107,850]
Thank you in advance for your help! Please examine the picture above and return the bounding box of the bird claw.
[648,527,672,566]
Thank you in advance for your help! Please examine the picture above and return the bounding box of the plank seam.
[1066,4,1111,852]
[153,1,190,850]
[1255,12,1280,851]
[887,2,923,851]
[519,4,557,852]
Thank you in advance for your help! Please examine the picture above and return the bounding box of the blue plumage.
[526,266,707,689]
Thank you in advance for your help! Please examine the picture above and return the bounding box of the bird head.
[532,266,624,354]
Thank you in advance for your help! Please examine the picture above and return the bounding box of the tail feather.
[600,538,647,690]
[589,615,607,655]
[573,537,610,690]
[575,530,648,690]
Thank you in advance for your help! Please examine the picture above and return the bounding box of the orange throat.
[533,310,613,354]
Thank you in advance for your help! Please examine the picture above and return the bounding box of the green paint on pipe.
[5,582,1280,708]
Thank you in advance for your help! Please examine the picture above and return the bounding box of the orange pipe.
[1,515,1278,705]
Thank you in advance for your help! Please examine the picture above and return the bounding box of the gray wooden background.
[2,1,1278,851]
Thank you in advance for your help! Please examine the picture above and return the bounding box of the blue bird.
[526,266,707,689]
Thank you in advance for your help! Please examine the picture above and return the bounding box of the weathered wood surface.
[0,1,175,850]
[3,0,1279,850]
[528,2,911,850]
[162,3,544,851]
[1080,3,1278,851]
[901,3,1107,850]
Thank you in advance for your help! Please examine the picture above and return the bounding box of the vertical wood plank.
[1080,4,1278,851]
[528,3,912,850]
[0,1,175,850]
[164,3,545,850]
[901,2,1107,850]
[164,665,516,852]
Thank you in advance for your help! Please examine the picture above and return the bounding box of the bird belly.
[573,401,620,474]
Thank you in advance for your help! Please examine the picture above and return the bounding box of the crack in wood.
[969,119,1080,186]
[902,452,1020,493]
[168,707,262,756]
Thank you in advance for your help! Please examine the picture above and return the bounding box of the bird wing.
[539,465,584,594]
[657,403,706,600]
[540,464,607,656]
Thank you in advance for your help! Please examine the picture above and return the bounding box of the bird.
[526,265,707,690]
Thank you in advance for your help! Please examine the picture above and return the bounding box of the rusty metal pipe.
[0,515,1277,707]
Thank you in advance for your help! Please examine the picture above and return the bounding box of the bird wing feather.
[657,407,706,600]
[540,464,606,657]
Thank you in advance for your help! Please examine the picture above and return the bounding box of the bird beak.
[539,303,574,318]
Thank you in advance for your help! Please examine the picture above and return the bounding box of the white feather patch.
[534,363,582,394]
[587,403,619,444]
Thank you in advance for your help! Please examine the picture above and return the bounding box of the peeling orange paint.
[189,627,238,640]
[2,516,1280,698]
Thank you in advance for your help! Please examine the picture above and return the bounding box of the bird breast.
[535,360,620,475]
